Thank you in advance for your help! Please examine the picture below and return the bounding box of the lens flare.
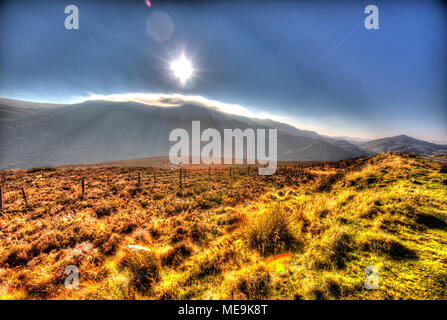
[263,253,291,273]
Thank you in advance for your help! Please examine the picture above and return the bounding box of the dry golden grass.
[0,154,446,300]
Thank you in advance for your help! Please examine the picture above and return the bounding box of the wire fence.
[0,157,370,213]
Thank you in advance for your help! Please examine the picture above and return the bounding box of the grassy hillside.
[0,153,446,299]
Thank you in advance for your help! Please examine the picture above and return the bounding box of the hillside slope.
[0,153,445,299]
[0,98,365,170]
[361,135,447,155]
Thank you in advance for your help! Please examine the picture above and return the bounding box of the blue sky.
[0,0,446,141]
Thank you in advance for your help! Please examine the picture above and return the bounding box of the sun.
[170,54,194,85]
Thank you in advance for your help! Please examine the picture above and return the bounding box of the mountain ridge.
[360,134,447,155]
[0,98,445,170]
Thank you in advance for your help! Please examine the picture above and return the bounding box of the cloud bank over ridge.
[80,92,311,132]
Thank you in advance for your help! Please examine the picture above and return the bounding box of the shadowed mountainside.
[1,98,445,170]
[0,98,366,170]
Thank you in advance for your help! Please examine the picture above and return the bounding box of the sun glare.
[170,54,193,85]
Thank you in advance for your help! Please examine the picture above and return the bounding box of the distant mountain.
[0,98,368,170]
[277,134,364,161]
[1,98,444,170]
[322,135,371,145]
[360,135,447,155]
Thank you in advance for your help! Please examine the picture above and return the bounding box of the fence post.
[179,168,182,189]
[81,178,85,198]
[0,187,3,212]
[20,187,28,207]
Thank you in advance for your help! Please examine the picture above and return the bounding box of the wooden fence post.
[81,178,85,198]
[179,168,182,189]
[20,187,28,207]
[0,187,3,212]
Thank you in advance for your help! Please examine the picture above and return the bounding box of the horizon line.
[0,93,446,144]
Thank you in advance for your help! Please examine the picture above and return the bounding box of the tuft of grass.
[163,240,194,266]
[193,247,237,277]
[307,228,354,270]
[95,204,117,218]
[170,225,188,243]
[22,270,61,299]
[117,248,161,292]
[1,247,29,267]
[230,267,271,299]
[362,237,417,260]
[246,206,299,256]
[323,276,341,298]
[315,173,345,192]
